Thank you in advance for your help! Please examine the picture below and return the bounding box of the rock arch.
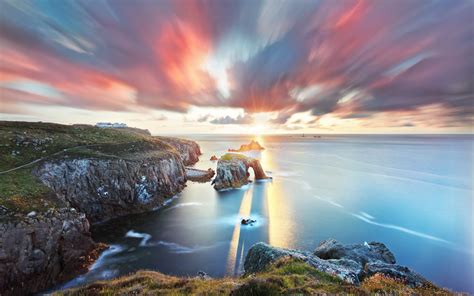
[212,154,270,190]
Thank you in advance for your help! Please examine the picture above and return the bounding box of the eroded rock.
[212,154,270,190]
[244,240,430,288]
[0,209,99,295]
[33,155,186,223]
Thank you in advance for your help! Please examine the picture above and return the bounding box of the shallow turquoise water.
[60,135,474,293]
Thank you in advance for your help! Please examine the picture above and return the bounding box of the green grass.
[56,257,454,295]
[0,121,180,214]
[220,153,250,161]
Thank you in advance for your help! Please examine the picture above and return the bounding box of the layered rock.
[185,167,215,182]
[0,209,99,295]
[212,154,270,190]
[33,153,186,223]
[244,240,430,287]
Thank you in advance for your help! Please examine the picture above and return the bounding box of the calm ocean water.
[59,135,474,293]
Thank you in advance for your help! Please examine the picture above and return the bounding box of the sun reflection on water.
[225,136,295,275]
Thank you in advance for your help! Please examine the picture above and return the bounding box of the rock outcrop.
[0,121,204,294]
[228,140,265,152]
[158,137,201,166]
[244,240,430,287]
[33,153,186,223]
[185,167,215,182]
[0,209,100,295]
[212,154,270,190]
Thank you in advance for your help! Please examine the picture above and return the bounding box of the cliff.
[0,209,101,295]
[57,240,455,295]
[0,121,201,294]
[212,153,270,190]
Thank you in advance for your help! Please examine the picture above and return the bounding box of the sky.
[0,0,473,134]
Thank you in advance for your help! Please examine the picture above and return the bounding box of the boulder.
[314,238,396,265]
[244,240,430,288]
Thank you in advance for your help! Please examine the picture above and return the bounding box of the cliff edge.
[0,121,201,294]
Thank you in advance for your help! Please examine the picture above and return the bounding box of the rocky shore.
[0,209,101,295]
[57,239,454,295]
[0,121,202,294]
[245,239,429,287]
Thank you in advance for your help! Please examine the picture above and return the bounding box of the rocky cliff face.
[212,153,270,190]
[33,153,186,223]
[158,137,201,166]
[244,239,430,287]
[0,209,99,295]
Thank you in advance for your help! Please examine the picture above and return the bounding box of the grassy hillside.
[56,258,453,295]
[0,121,176,214]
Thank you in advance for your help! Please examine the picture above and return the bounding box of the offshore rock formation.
[212,153,270,190]
[244,239,430,287]
[0,209,100,295]
[228,140,265,152]
[33,154,186,223]
[185,167,215,182]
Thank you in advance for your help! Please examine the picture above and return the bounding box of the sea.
[56,134,474,293]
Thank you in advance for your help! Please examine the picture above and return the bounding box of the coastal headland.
[0,121,460,295]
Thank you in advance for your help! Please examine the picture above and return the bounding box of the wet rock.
[212,154,271,190]
[241,218,256,225]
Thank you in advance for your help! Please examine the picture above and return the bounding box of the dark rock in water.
[228,140,265,152]
[210,155,218,161]
[0,209,100,295]
[314,238,396,265]
[241,218,256,225]
[244,240,430,288]
[212,153,270,190]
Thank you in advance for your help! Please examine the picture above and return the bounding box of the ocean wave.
[313,195,343,208]
[351,213,451,244]
[125,230,151,246]
[149,240,227,254]
[164,202,203,211]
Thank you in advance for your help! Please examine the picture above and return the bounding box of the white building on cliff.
[95,122,128,128]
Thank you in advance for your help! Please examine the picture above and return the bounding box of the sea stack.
[228,140,265,152]
[212,153,270,190]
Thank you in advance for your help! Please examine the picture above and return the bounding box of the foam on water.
[125,230,152,246]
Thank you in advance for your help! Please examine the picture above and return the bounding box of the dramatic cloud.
[0,0,472,130]
[210,114,252,125]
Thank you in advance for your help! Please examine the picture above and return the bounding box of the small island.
[212,153,271,190]
[228,140,265,152]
